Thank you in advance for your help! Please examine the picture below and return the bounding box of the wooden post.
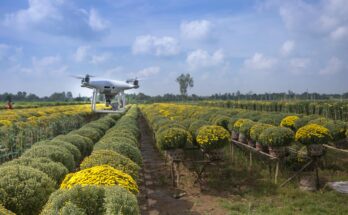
[268,162,272,180]
[171,161,175,187]
[314,158,320,190]
[231,143,235,163]
[274,161,279,184]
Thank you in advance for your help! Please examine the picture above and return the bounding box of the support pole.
[248,151,253,173]
[274,161,279,184]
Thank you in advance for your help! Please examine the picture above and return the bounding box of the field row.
[140,103,348,171]
[198,100,348,121]
[0,106,142,215]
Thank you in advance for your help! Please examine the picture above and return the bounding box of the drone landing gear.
[91,90,126,114]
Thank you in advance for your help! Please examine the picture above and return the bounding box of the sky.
[0,0,347,97]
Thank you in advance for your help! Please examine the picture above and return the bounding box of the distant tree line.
[127,91,348,103]
[0,91,90,102]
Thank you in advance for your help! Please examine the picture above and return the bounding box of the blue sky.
[0,0,347,97]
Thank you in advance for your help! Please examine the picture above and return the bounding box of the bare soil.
[137,116,229,215]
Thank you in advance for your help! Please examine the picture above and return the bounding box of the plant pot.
[231,131,239,140]
[248,139,255,148]
[255,142,263,151]
[238,133,247,143]
[307,144,324,157]
[299,173,317,192]
[165,149,185,161]
[268,146,286,158]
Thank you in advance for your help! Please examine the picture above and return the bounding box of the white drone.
[74,74,139,113]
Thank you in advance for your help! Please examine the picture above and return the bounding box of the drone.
[73,74,139,113]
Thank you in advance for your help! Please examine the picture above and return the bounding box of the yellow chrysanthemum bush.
[196,125,230,151]
[156,127,193,150]
[259,127,294,147]
[80,150,140,181]
[41,185,139,215]
[60,165,139,194]
[280,115,300,130]
[233,119,253,133]
[295,124,331,146]
[250,123,274,142]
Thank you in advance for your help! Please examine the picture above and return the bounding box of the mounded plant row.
[41,105,142,215]
[0,109,124,215]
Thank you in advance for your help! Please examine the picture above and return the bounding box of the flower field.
[0,105,142,215]
[0,104,108,162]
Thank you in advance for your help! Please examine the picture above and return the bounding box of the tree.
[176,73,194,96]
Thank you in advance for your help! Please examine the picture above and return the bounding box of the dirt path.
[137,116,229,215]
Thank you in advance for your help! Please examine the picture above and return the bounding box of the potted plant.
[259,127,294,158]
[280,115,300,131]
[196,125,230,160]
[295,124,331,157]
[250,123,273,151]
[233,119,253,143]
[239,120,257,147]
[228,117,239,140]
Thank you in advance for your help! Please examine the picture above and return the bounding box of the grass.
[201,145,348,215]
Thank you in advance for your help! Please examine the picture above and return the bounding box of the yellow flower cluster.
[60,165,139,194]
[295,123,331,145]
[233,119,250,132]
[280,116,299,130]
[196,125,230,150]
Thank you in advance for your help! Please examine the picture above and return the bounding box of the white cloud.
[186,49,224,69]
[244,53,277,70]
[320,57,343,75]
[88,8,108,31]
[136,66,160,78]
[281,40,295,55]
[330,26,348,40]
[32,55,61,68]
[90,53,112,64]
[132,35,180,56]
[3,0,63,28]
[73,46,90,62]
[180,20,211,39]
[289,58,311,74]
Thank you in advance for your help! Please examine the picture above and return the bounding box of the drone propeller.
[70,74,96,79]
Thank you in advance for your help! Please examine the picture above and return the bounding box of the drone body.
[75,74,139,112]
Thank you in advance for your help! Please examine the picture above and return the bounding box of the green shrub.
[233,119,254,133]
[94,142,142,166]
[84,121,110,133]
[189,120,210,137]
[239,120,256,138]
[211,115,231,130]
[156,122,186,135]
[104,129,138,143]
[259,127,294,147]
[98,136,138,148]
[0,165,56,215]
[294,115,319,130]
[3,157,68,183]
[196,125,230,150]
[22,145,75,171]
[250,123,273,142]
[104,185,140,215]
[156,128,193,150]
[227,117,239,132]
[34,140,81,163]
[70,127,104,143]
[40,185,106,215]
[40,185,139,215]
[80,150,140,180]
[54,134,94,156]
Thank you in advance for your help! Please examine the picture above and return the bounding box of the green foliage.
[259,127,294,147]
[3,157,68,183]
[40,185,139,215]
[212,115,231,130]
[80,150,140,180]
[233,119,254,133]
[250,123,273,142]
[0,165,56,215]
[156,121,186,135]
[239,120,256,138]
[70,127,104,143]
[34,140,81,163]
[104,185,140,215]
[176,73,194,96]
[22,145,75,171]
[54,134,94,157]
[189,120,210,137]
[94,142,142,166]
[156,128,193,150]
